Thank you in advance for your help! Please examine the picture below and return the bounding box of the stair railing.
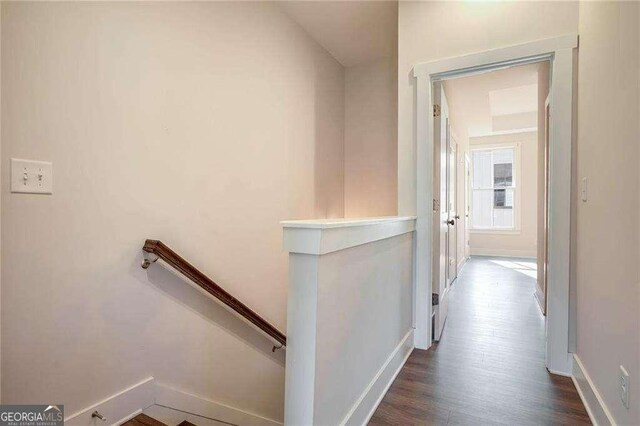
[141,239,286,350]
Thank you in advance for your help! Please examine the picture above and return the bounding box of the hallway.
[369,256,590,425]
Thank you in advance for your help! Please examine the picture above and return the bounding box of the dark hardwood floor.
[122,414,168,426]
[369,256,591,425]
[121,414,198,426]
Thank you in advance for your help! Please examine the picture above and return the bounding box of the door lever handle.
[446,219,455,226]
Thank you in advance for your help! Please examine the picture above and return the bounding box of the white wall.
[441,86,470,270]
[468,132,538,258]
[398,1,579,215]
[1,2,346,420]
[344,57,398,218]
[314,233,413,425]
[576,1,640,424]
[282,218,415,425]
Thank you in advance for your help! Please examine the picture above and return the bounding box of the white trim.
[284,253,319,426]
[412,34,577,77]
[548,369,572,378]
[282,216,416,255]
[280,216,414,229]
[412,34,577,374]
[470,249,537,258]
[572,354,616,426]
[456,255,468,274]
[544,46,574,375]
[534,287,545,315]
[469,140,527,149]
[471,127,538,138]
[113,410,143,426]
[64,377,155,425]
[413,74,433,349]
[64,377,282,426]
[340,329,414,426]
[155,383,282,426]
[470,229,521,235]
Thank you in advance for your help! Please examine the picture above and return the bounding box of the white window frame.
[469,142,522,233]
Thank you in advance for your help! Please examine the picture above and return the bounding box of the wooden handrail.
[142,239,286,347]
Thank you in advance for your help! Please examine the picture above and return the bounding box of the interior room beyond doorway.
[438,61,549,319]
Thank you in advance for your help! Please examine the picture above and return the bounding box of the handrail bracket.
[141,252,159,269]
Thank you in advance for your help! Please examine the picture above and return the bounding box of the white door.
[448,136,458,284]
[433,82,450,341]
[464,154,471,260]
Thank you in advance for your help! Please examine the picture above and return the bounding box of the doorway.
[412,34,577,375]
[432,62,546,347]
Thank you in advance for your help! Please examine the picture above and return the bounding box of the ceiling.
[444,63,541,139]
[277,1,398,67]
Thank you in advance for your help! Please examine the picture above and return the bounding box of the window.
[471,147,516,230]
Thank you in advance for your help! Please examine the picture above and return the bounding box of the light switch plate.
[620,365,630,409]
[581,177,588,202]
[11,158,53,194]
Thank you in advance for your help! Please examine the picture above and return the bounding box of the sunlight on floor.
[489,259,537,279]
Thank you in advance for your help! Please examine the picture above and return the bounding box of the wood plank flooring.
[369,256,591,425]
[122,414,168,426]
[122,414,199,426]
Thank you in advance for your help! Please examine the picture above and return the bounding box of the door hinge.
[433,104,441,117]
[433,198,440,212]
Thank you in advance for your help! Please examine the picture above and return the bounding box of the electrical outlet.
[620,365,630,409]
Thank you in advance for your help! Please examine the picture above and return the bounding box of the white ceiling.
[489,84,538,116]
[444,63,541,138]
[277,1,398,67]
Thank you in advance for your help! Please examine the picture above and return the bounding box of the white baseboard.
[549,368,572,378]
[534,287,546,315]
[340,329,414,426]
[470,248,537,258]
[65,377,155,426]
[155,383,282,426]
[62,331,414,426]
[572,354,616,426]
[457,256,468,274]
[64,377,282,426]
[113,410,143,426]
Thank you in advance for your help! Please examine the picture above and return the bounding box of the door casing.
[411,34,577,375]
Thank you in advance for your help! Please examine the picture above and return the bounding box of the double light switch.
[11,158,53,194]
